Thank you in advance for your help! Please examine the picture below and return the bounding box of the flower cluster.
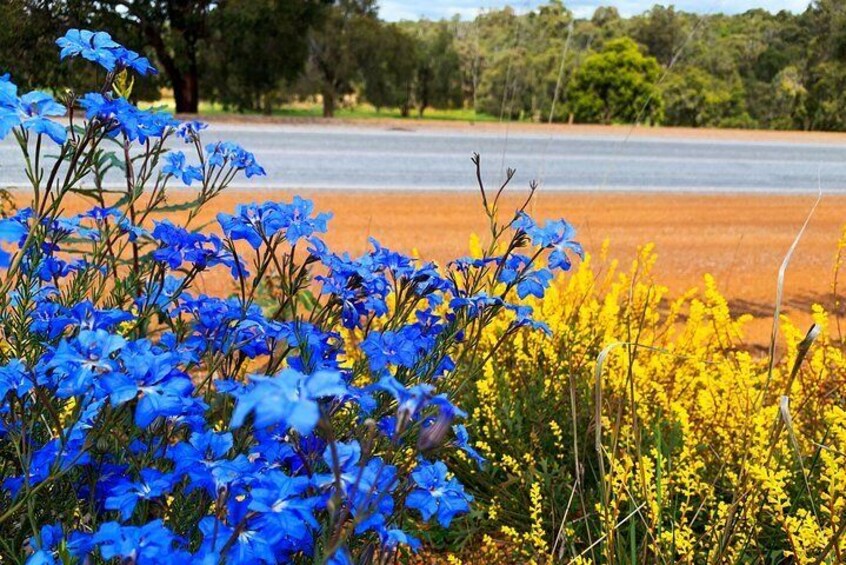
[57,29,157,76]
[0,30,581,564]
[457,241,846,563]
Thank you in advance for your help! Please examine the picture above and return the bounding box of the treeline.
[2,1,846,130]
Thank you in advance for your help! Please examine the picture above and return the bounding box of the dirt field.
[25,187,846,346]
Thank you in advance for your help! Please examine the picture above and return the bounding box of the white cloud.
[380,2,485,20]
[379,0,812,21]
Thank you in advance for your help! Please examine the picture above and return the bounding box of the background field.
[27,187,843,347]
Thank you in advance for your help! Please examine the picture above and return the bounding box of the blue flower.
[68,301,133,332]
[162,151,203,185]
[517,268,553,299]
[19,91,66,144]
[45,329,126,398]
[198,517,275,564]
[379,528,421,552]
[0,359,33,398]
[206,141,266,177]
[25,524,63,565]
[513,212,583,270]
[150,220,241,276]
[56,29,156,76]
[284,196,331,243]
[0,74,21,139]
[507,304,552,335]
[217,203,276,249]
[79,94,177,142]
[449,293,505,317]
[105,468,177,520]
[316,442,399,535]
[360,326,426,372]
[229,369,348,434]
[176,119,207,142]
[281,322,343,373]
[0,210,29,267]
[247,471,319,548]
[217,199,330,249]
[0,209,29,242]
[4,429,90,496]
[406,459,472,527]
[92,520,183,562]
[372,375,434,422]
[169,431,255,496]
[112,47,157,76]
[100,339,198,427]
[314,246,394,329]
[452,424,486,468]
[57,29,121,70]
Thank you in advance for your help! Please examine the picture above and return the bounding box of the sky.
[379,0,812,21]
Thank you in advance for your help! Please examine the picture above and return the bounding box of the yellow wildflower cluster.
[453,238,846,563]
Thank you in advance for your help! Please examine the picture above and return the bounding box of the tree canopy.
[3,0,846,131]
[569,37,662,124]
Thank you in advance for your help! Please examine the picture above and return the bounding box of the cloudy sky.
[379,1,812,21]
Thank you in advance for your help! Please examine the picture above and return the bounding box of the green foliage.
[470,7,527,119]
[473,2,574,121]
[568,37,663,125]
[203,0,324,113]
[413,21,464,116]
[358,22,418,113]
[306,0,380,117]
[97,0,217,113]
[660,67,746,128]
[0,0,161,101]
[9,0,846,131]
[629,5,690,66]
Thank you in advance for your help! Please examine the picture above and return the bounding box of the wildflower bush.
[0,30,584,564]
[452,241,846,563]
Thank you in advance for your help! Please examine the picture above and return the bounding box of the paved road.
[2,123,846,193]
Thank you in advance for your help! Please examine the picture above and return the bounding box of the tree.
[767,65,808,130]
[469,1,575,121]
[308,0,378,117]
[568,37,663,125]
[358,23,418,114]
[802,0,846,130]
[453,17,482,111]
[524,1,574,121]
[473,6,529,119]
[588,6,624,42]
[0,1,164,99]
[661,67,747,127]
[203,0,325,113]
[414,21,463,116]
[0,1,72,90]
[93,0,216,113]
[629,5,688,66]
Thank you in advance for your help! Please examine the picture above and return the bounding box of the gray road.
[2,123,846,193]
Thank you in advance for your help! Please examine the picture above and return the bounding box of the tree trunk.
[174,53,200,114]
[140,19,201,114]
[262,95,274,116]
[322,88,336,118]
[174,72,200,114]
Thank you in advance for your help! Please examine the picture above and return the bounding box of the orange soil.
[19,188,846,346]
